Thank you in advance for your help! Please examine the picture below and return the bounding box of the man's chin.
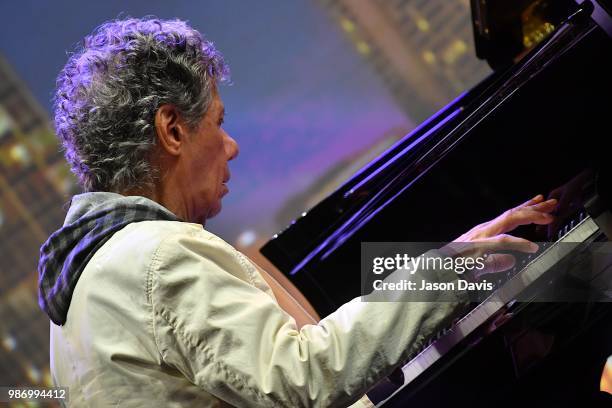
[204,203,222,222]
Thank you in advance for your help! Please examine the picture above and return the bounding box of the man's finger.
[519,194,544,208]
[507,209,554,230]
[475,253,516,277]
[483,234,539,253]
[468,235,539,256]
[495,205,556,233]
[448,235,538,259]
[529,198,558,213]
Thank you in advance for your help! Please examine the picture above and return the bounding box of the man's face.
[182,92,239,223]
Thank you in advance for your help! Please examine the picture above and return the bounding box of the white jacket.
[51,200,467,407]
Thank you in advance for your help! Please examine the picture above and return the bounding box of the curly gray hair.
[54,17,229,192]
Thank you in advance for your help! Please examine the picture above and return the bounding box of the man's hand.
[445,195,557,276]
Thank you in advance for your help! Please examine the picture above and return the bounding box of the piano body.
[261,0,612,406]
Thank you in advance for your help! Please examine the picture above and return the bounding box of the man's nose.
[225,134,239,161]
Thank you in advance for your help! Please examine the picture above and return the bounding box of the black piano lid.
[261,5,612,316]
[260,63,503,276]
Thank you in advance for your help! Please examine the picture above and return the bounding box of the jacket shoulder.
[93,220,208,262]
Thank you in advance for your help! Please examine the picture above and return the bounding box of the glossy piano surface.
[261,11,612,317]
[261,3,612,407]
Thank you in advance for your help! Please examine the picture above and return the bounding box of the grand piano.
[261,0,612,406]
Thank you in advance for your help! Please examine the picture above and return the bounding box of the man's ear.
[154,104,187,156]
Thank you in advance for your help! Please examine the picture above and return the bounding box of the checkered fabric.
[38,200,179,326]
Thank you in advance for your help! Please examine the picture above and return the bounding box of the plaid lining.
[38,198,179,326]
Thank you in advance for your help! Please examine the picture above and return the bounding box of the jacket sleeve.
[149,229,467,408]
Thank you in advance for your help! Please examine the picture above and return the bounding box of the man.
[38,18,557,407]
